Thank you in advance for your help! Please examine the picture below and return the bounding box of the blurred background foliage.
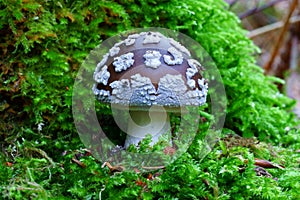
[0,0,300,199]
[227,0,300,116]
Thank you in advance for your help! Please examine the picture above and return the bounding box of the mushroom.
[93,31,208,148]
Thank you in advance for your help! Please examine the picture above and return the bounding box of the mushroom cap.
[93,31,208,109]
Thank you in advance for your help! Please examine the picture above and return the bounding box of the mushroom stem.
[125,106,171,148]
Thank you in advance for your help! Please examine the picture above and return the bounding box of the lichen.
[113,52,135,72]
[143,50,162,69]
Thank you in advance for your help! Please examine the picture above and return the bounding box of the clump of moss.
[1,0,299,199]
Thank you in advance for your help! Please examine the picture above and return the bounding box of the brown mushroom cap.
[93,31,208,108]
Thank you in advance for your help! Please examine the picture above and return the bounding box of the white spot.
[157,74,208,106]
[92,85,110,96]
[110,79,132,104]
[184,89,207,105]
[110,79,130,92]
[125,38,135,46]
[92,84,98,95]
[186,67,198,79]
[131,74,153,89]
[186,66,198,89]
[143,32,162,44]
[93,84,111,102]
[198,78,205,88]
[109,46,120,57]
[187,59,203,71]
[99,89,110,96]
[163,47,183,65]
[109,74,157,105]
[96,53,109,72]
[143,50,162,69]
[159,74,187,94]
[114,41,124,47]
[113,52,135,72]
[198,78,208,95]
[187,79,196,89]
[128,33,140,39]
[94,65,110,85]
[168,38,191,56]
[130,74,156,105]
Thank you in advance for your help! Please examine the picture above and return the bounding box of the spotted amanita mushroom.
[93,31,208,148]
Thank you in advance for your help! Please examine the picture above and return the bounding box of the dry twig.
[101,162,125,173]
[71,157,86,168]
[248,15,300,38]
[264,0,299,74]
[239,0,286,19]
[141,165,165,170]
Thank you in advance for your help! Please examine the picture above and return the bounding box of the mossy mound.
[1,0,299,199]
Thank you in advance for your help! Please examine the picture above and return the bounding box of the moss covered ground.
[1,0,300,199]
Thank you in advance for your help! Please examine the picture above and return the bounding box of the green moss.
[1,0,299,199]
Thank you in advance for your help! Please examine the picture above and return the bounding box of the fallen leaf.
[255,158,285,169]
